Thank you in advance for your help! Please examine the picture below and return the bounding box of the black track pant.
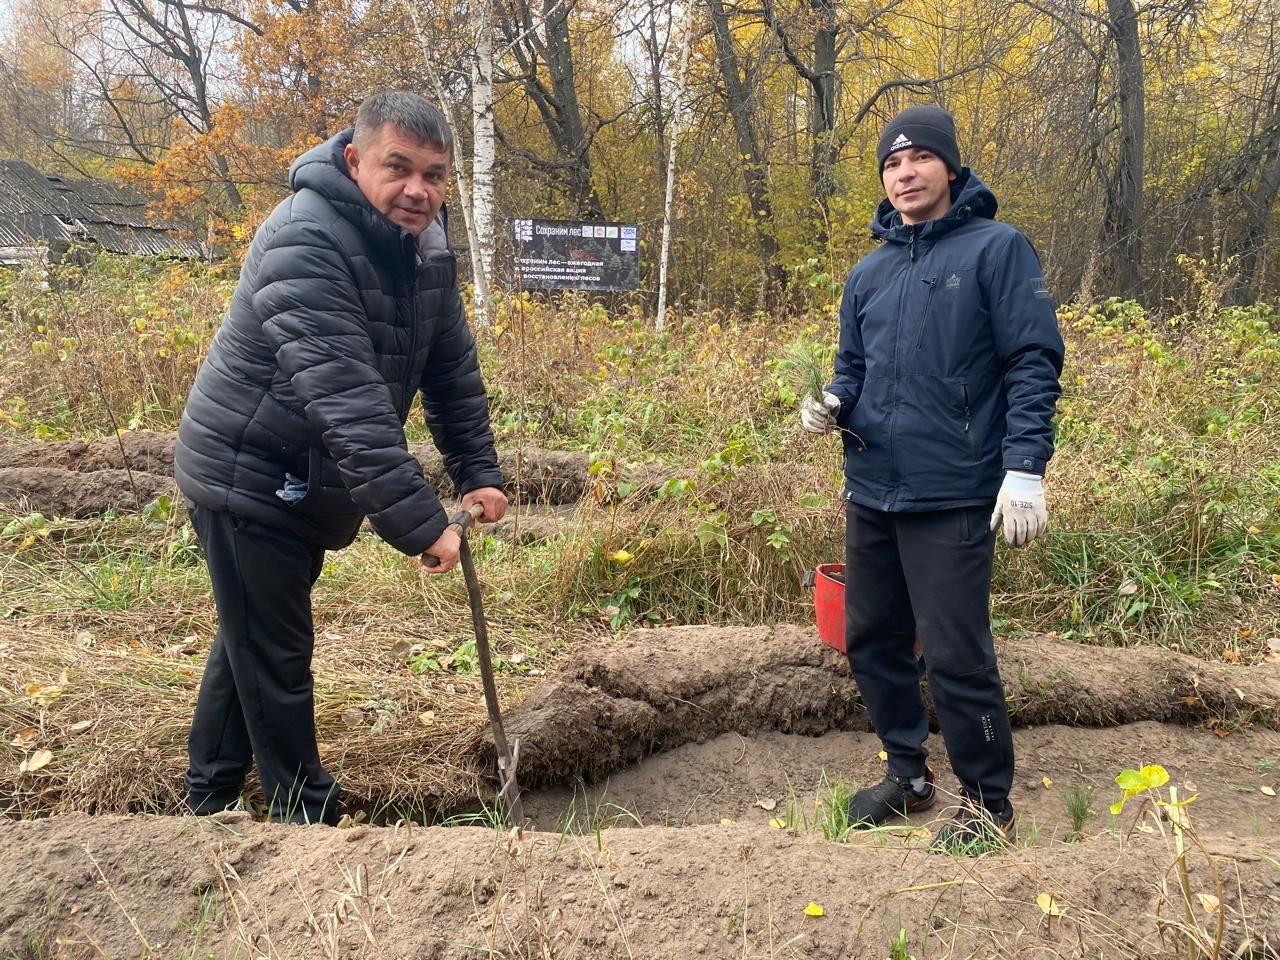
[844,501,1014,808]
[185,505,339,824]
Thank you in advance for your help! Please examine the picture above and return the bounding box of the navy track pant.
[185,505,339,824]
[843,501,1014,807]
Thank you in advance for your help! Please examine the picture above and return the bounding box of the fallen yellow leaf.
[719,818,736,825]
[1036,893,1064,917]
[1261,786,1276,797]
[609,549,635,565]
[1196,893,1220,914]
[803,901,825,917]
[9,727,38,749]
[21,749,53,773]
[768,818,786,829]
[1041,776,1053,788]
[877,750,888,761]
[418,711,436,727]
[24,684,62,706]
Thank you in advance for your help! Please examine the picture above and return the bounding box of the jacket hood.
[288,129,450,262]
[871,168,999,244]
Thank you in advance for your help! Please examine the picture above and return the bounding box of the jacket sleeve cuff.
[825,386,858,427]
[457,468,506,497]
[385,503,450,557]
[1003,453,1046,475]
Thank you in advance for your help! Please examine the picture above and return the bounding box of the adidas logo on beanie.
[877,104,961,178]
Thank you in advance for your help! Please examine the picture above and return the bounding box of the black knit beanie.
[877,104,961,178]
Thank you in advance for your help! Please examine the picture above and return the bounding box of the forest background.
[3,0,1279,313]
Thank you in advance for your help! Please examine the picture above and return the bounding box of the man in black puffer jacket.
[175,92,506,824]
[801,105,1064,853]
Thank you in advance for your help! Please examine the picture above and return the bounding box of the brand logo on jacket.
[1030,276,1051,299]
[946,273,961,290]
[891,133,912,150]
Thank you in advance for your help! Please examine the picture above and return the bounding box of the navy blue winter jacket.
[175,131,502,554]
[827,170,1064,512]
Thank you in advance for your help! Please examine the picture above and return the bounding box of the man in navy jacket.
[801,104,1064,852]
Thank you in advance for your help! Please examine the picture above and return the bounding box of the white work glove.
[990,471,1048,547]
[800,392,841,434]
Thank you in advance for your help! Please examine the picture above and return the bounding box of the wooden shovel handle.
[421,502,487,568]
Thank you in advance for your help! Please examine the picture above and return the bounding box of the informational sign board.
[511,218,640,291]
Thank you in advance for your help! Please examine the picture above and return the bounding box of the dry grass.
[2,261,1278,822]
[0,514,600,820]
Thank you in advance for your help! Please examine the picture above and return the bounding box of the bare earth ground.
[2,626,1279,959]
[2,441,1279,957]
[1,724,1278,959]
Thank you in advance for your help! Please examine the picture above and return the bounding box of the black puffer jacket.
[175,130,501,554]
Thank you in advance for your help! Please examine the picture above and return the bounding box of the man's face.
[344,123,451,237]
[882,148,956,225]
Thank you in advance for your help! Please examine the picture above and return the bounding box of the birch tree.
[656,1,694,332]
[407,0,494,326]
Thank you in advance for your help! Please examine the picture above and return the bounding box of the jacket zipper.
[914,277,938,349]
[962,383,977,458]
[403,247,420,409]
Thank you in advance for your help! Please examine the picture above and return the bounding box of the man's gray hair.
[353,91,454,158]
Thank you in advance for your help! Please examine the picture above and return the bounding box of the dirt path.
[2,785,1276,959]
[521,722,1280,841]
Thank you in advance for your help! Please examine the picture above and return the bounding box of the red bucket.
[813,562,846,653]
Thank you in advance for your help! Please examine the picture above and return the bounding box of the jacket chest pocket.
[914,269,978,354]
[914,275,939,349]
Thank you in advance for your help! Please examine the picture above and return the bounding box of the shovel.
[424,502,524,826]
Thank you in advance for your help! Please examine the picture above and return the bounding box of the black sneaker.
[846,767,937,827]
[930,798,1016,855]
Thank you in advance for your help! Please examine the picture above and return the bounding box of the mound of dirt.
[486,625,1280,787]
[0,434,673,516]
[0,467,176,518]
[0,432,177,474]
[2,808,1276,959]
[417,445,675,505]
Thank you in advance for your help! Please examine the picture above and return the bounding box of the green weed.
[1063,784,1094,838]
[887,926,918,960]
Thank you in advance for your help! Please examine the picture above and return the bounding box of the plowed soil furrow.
[0,435,676,511]
[488,626,1280,786]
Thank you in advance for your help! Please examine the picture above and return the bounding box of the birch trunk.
[656,2,694,333]
[470,0,496,327]
[406,1,492,326]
